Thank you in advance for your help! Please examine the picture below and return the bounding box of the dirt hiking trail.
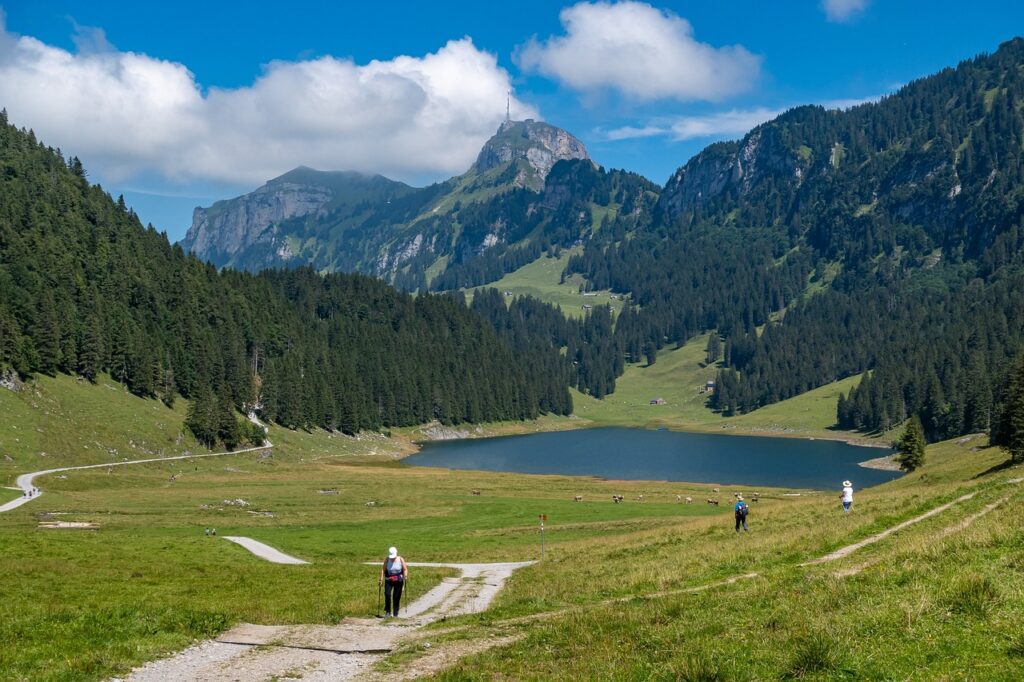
[114,561,534,682]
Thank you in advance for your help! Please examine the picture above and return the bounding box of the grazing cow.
[707,498,719,506]
[574,495,583,502]
[712,487,720,494]
[471,490,481,496]
[637,494,644,502]
[612,495,624,504]
[675,495,681,503]
[752,493,760,503]
[365,500,377,507]
[685,496,693,504]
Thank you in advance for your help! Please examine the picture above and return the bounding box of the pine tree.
[32,293,61,375]
[705,333,721,365]
[185,388,219,448]
[895,415,927,472]
[997,354,1024,464]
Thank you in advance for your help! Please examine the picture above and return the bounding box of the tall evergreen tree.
[895,415,927,472]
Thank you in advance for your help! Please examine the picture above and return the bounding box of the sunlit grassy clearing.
[571,333,880,443]
[466,250,625,319]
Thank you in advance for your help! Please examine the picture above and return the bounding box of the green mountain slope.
[0,115,571,438]
[567,38,1024,443]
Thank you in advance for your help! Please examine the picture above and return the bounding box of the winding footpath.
[0,445,273,513]
[1,415,272,514]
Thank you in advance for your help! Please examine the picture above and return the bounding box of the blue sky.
[2,1,1022,241]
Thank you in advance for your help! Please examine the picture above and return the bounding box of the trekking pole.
[404,578,410,615]
[377,580,382,617]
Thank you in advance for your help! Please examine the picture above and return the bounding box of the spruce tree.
[706,333,721,365]
[895,415,927,472]
[997,354,1024,464]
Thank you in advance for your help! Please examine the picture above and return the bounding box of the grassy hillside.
[467,250,625,319]
[571,333,885,444]
[0,375,204,479]
[425,437,1023,680]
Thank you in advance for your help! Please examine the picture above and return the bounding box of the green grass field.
[0,487,21,505]
[1,370,1022,679]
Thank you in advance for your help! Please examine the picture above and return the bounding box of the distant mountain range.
[181,118,611,289]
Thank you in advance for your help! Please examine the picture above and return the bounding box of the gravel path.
[116,561,535,681]
[1,416,272,514]
[223,536,309,565]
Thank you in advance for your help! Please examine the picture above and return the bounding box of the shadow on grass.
[972,456,1017,480]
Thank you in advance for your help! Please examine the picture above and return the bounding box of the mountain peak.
[472,118,591,189]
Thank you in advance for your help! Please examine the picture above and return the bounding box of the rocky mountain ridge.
[181,120,595,281]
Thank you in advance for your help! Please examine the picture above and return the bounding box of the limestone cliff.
[472,119,591,190]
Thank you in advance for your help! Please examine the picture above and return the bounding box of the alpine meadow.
[2,3,1024,681]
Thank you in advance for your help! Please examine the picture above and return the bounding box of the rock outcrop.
[181,167,411,268]
[473,119,591,189]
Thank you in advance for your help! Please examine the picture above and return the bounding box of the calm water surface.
[406,427,899,489]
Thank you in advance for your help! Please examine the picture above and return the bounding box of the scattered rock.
[317,489,339,495]
[222,498,250,507]
[0,369,22,392]
[420,425,471,440]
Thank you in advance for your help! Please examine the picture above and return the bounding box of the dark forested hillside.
[0,113,571,439]
[567,38,1024,441]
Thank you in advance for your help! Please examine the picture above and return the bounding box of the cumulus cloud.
[0,18,535,186]
[822,0,869,22]
[517,1,761,102]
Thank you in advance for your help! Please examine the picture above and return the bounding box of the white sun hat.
[388,546,398,558]
[843,481,852,487]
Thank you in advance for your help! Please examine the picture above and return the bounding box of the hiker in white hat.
[379,546,408,617]
[840,481,854,513]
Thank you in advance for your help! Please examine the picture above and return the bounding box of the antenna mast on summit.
[506,90,511,121]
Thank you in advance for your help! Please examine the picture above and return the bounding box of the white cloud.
[517,1,761,102]
[605,107,782,142]
[822,0,869,22]
[604,93,885,143]
[0,19,535,186]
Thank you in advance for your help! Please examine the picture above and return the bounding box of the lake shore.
[858,454,902,471]
[388,413,891,463]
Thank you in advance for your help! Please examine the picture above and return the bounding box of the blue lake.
[406,427,900,489]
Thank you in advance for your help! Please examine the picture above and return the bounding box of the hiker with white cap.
[840,480,854,513]
[734,495,750,532]
[379,546,408,617]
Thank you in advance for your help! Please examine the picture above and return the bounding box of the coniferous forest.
[4,39,1024,449]
[562,38,1024,444]
[0,113,570,441]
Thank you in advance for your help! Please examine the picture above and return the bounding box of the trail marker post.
[539,514,547,559]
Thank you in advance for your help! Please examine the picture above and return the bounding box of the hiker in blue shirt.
[735,495,750,532]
